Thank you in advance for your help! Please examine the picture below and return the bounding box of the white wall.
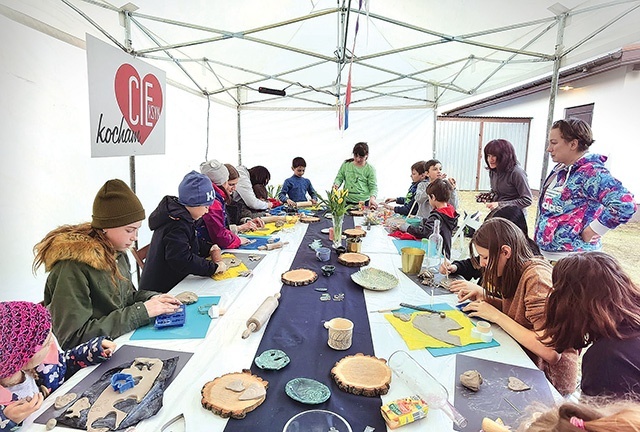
[465,66,640,196]
[240,109,434,202]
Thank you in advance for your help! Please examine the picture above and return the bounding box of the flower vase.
[332,214,344,248]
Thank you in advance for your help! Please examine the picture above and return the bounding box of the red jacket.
[202,183,242,249]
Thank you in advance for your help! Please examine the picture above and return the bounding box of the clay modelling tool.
[399,303,446,318]
[369,305,402,313]
[258,241,289,251]
[242,293,281,339]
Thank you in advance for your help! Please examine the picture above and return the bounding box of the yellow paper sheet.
[385,310,484,350]
[212,253,250,280]
[244,221,296,237]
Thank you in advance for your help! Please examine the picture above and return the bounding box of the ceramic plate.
[285,378,331,404]
[351,267,399,291]
[320,228,331,234]
[254,349,290,370]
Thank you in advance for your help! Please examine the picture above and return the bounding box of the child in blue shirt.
[278,157,318,207]
[0,301,115,431]
[384,160,426,216]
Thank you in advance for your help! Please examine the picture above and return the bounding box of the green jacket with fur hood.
[42,229,157,350]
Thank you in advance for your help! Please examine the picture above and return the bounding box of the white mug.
[324,317,353,350]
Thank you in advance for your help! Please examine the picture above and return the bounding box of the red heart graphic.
[114,63,163,145]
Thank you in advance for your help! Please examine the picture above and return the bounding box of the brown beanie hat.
[92,179,145,229]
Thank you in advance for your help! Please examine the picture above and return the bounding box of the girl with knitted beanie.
[0,301,115,430]
[33,180,181,350]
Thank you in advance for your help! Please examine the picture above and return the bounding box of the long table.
[26,216,559,431]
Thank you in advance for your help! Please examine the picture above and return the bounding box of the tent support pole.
[432,86,439,159]
[122,10,136,193]
[237,87,242,166]
[539,13,567,192]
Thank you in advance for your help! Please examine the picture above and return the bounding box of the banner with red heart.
[114,63,163,145]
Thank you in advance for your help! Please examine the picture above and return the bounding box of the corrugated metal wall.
[435,117,531,191]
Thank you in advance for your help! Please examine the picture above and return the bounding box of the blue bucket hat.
[178,171,215,207]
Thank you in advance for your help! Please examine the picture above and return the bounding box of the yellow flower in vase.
[319,189,351,217]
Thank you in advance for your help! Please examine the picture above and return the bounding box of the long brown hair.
[33,223,123,285]
[542,252,640,352]
[470,217,535,299]
[519,400,640,432]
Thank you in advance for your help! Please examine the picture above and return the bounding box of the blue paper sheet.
[130,296,220,340]
[238,236,280,250]
[392,239,423,254]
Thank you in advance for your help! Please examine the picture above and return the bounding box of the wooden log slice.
[201,370,268,419]
[337,252,370,267]
[331,353,391,397]
[343,228,366,238]
[281,269,318,286]
[299,215,320,223]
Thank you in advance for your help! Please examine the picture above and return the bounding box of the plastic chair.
[450,211,481,259]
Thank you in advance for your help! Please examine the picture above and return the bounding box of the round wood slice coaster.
[299,215,320,223]
[337,252,370,267]
[349,209,364,216]
[331,353,391,397]
[281,268,318,286]
[201,370,268,419]
[344,228,366,238]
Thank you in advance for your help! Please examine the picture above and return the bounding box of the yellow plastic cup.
[401,247,425,274]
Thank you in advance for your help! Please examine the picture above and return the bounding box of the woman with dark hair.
[479,139,532,212]
[232,165,273,222]
[457,218,578,395]
[535,118,636,262]
[542,251,640,397]
[333,142,378,209]
[249,165,271,201]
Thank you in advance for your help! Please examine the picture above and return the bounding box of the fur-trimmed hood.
[41,231,112,272]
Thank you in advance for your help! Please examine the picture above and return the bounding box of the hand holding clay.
[3,393,44,424]
[144,294,181,317]
[214,260,228,274]
[100,339,116,357]
[452,280,483,296]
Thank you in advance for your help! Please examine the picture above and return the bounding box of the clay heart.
[114,63,163,144]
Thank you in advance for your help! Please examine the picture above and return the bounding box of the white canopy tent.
[1,0,639,302]
[3,0,640,110]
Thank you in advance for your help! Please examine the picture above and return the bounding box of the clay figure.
[57,356,178,432]
[175,291,198,304]
[412,313,463,346]
[507,376,531,392]
[54,392,77,409]
[460,370,483,391]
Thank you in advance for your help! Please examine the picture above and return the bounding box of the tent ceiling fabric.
[3,0,640,110]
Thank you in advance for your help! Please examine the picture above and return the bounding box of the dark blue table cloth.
[224,216,387,432]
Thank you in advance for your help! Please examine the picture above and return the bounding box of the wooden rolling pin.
[295,200,313,208]
[242,293,281,339]
[258,241,289,251]
[260,215,286,224]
